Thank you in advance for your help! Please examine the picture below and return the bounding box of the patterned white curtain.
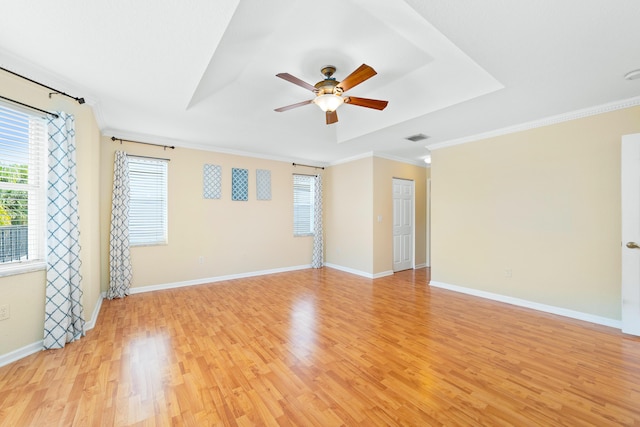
[44,112,85,349]
[311,174,323,268]
[108,151,132,299]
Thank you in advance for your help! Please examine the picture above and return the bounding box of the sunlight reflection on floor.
[289,296,317,361]
[120,334,171,423]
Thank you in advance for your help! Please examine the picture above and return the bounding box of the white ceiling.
[1,0,640,166]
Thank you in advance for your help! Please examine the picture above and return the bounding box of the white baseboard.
[0,340,43,368]
[373,270,394,279]
[85,292,105,331]
[2,265,314,367]
[415,263,428,269]
[19,271,609,369]
[323,263,393,279]
[129,264,312,294]
[429,281,621,329]
[0,292,107,368]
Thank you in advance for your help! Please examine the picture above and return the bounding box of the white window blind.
[293,174,315,236]
[128,156,168,246]
[0,104,47,270]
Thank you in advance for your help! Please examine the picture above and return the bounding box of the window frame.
[0,103,47,276]
[127,155,169,247]
[293,174,315,237]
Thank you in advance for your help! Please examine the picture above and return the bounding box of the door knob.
[626,242,640,249]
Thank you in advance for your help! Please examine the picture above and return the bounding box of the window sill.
[131,242,168,247]
[0,261,46,278]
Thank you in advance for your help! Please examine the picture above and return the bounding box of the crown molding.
[0,48,99,107]
[428,95,640,151]
[103,128,331,167]
[105,128,427,168]
[0,48,106,131]
[329,151,428,168]
[329,151,375,166]
[371,151,429,168]
[0,48,429,167]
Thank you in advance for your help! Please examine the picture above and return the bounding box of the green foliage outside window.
[0,164,28,226]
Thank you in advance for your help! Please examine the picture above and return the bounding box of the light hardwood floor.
[1,268,639,426]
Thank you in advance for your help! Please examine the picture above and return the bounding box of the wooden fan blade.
[274,99,314,112]
[344,96,388,110]
[326,110,338,125]
[276,73,317,92]
[336,64,377,92]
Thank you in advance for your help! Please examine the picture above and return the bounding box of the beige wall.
[431,106,640,320]
[325,156,428,276]
[99,140,314,289]
[325,157,374,274]
[0,72,102,356]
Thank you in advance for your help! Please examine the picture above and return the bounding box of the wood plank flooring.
[1,268,639,426]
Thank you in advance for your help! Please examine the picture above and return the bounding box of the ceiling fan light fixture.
[313,93,344,112]
[275,64,387,124]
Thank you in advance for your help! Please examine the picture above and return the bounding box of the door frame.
[392,177,415,272]
[426,178,431,268]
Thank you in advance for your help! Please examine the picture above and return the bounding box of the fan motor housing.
[314,65,343,95]
[314,79,342,95]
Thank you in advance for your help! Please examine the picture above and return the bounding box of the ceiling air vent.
[405,133,429,142]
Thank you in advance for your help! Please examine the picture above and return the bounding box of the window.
[0,104,47,272]
[128,156,168,246]
[293,174,315,236]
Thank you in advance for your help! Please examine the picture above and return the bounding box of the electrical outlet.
[504,269,512,278]
[198,256,204,265]
[0,304,9,321]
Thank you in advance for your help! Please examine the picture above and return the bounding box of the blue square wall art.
[231,168,249,201]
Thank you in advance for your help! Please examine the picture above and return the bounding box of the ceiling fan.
[274,64,388,125]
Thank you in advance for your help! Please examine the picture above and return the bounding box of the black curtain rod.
[292,162,325,170]
[0,66,85,105]
[111,136,175,150]
[127,154,171,162]
[0,94,59,118]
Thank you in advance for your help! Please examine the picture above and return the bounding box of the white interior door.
[621,133,640,336]
[393,178,414,272]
